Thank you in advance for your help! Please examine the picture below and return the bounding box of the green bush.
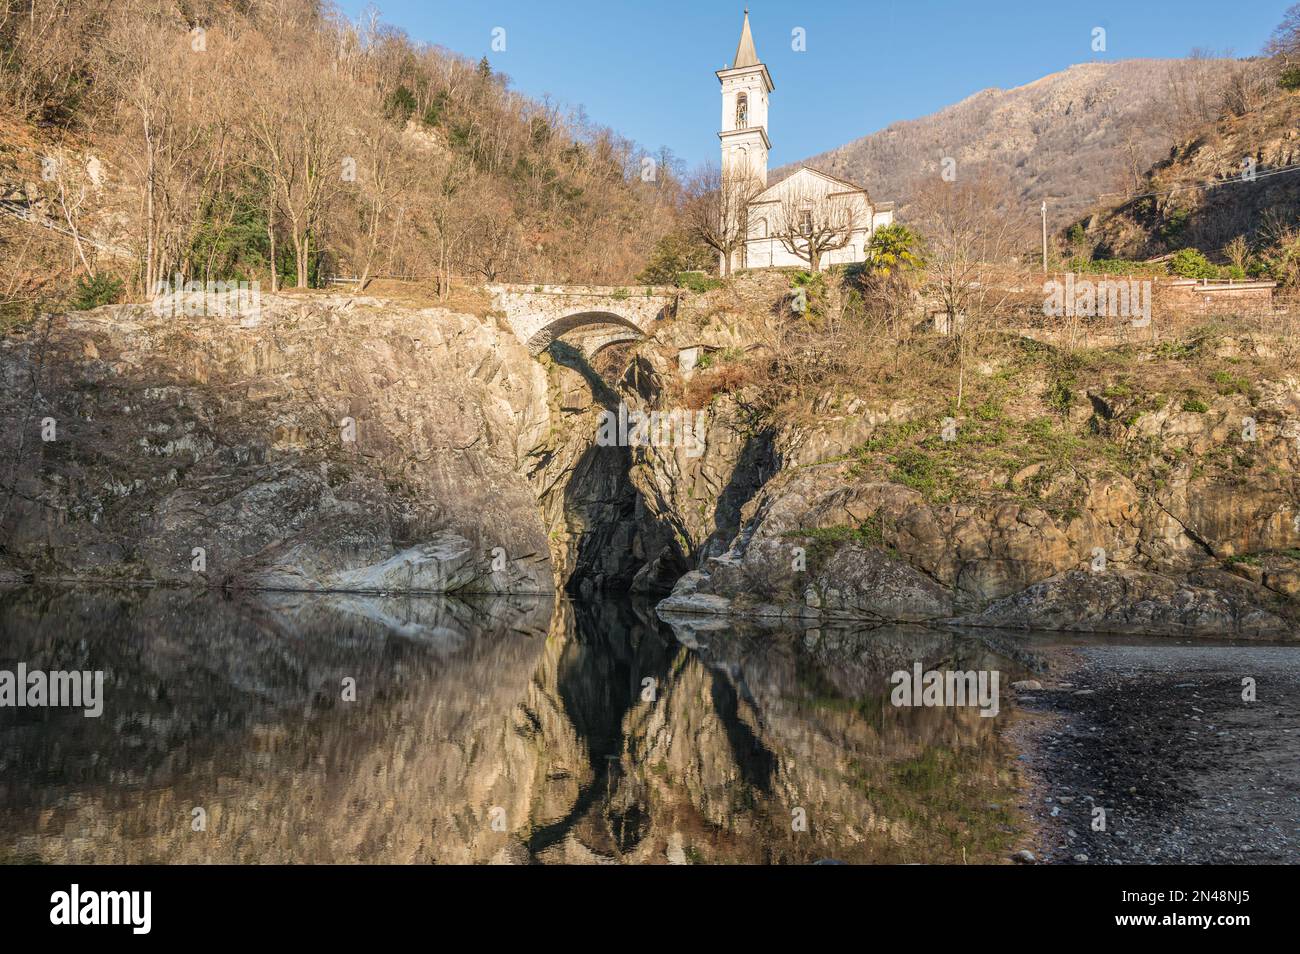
[636,229,715,284]
[1160,207,1191,242]
[1168,248,1216,279]
[1210,370,1249,396]
[1066,257,1159,276]
[70,274,123,310]
[789,270,826,318]
[790,270,824,289]
[889,448,949,497]
[1280,66,1300,91]
[675,271,722,293]
[1181,395,1209,413]
[867,223,924,274]
[1044,361,1079,414]
[383,85,417,124]
[422,92,450,127]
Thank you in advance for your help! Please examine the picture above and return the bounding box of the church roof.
[733,11,759,68]
[805,166,873,196]
[752,166,877,206]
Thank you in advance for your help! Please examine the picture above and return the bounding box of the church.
[717,11,893,273]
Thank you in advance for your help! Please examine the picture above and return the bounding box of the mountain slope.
[1082,84,1300,264]
[783,59,1240,222]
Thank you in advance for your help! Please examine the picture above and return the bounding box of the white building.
[717,11,893,273]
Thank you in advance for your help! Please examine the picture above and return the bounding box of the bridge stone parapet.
[487,283,678,356]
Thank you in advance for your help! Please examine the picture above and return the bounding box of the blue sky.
[336,0,1292,169]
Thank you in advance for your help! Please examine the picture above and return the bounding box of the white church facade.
[717,12,893,273]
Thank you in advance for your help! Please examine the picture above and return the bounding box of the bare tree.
[351,118,409,290]
[1220,58,1272,118]
[464,191,523,282]
[1224,235,1251,272]
[773,181,861,273]
[115,31,200,295]
[1266,3,1300,65]
[424,155,476,300]
[40,150,96,277]
[1162,50,1227,140]
[1114,129,1152,197]
[242,32,348,289]
[912,177,1031,409]
[684,162,761,277]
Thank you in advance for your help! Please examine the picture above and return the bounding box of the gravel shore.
[1015,641,1300,864]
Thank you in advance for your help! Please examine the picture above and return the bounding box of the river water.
[2,586,1293,864]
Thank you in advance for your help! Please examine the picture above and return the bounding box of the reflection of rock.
[0,586,556,863]
[620,617,1030,863]
[0,589,1031,865]
[261,533,479,594]
[660,543,953,623]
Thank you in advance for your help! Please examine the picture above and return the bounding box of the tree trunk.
[291,232,305,288]
[358,208,380,291]
[267,204,278,293]
[955,334,966,410]
[144,123,156,294]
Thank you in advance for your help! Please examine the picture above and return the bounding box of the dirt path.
[1014,641,1300,864]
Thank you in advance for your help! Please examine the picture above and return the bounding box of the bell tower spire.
[733,9,759,68]
[717,9,773,187]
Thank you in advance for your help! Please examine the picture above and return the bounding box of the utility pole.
[1041,200,1048,273]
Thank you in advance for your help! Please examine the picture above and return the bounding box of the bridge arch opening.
[526,310,648,356]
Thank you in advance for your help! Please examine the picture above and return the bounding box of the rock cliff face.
[4,278,1298,637]
[644,281,1300,638]
[0,293,555,593]
[660,458,1300,637]
[523,346,685,595]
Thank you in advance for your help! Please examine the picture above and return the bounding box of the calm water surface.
[0,587,1046,864]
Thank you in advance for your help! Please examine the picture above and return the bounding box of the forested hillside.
[0,0,683,314]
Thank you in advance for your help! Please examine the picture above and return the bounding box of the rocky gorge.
[2,275,1299,639]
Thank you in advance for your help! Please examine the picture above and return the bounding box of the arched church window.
[735,93,748,129]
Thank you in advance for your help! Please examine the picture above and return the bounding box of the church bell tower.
[717,10,773,187]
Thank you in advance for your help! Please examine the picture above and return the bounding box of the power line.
[1083,161,1300,207]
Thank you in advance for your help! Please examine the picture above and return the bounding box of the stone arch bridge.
[488,283,678,357]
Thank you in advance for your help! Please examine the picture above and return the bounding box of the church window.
[798,207,813,235]
[736,93,748,129]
